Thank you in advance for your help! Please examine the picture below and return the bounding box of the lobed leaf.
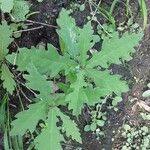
[57,8,99,62]
[78,22,99,65]
[1,64,16,94]
[65,71,87,116]
[34,109,64,150]
[0,22,13,61]
[84,87,106,105]
[10,101,48,136]
[12,0,29,21]
[0,0,14,12]
[7,44,76,77]
[57,8,78,56]
[56,108,82,143]
[87,31,143,68]
[23,64,52,101]
[86,69,129,96]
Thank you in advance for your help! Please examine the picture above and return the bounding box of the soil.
[0,0,150,150]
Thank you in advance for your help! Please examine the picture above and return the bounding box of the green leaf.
[112,96,122,106]
[57,109,82,143]
[1,64,16,94]
[141,126,149,133]
[57,9,99,61]
[7,44,76,77]
[84,125,91,132]
[65,71,87,116]
[86,69,129,96]
[87,31,143,68]
[6,48,32,71]
[143,138,149,147]
[147,83,150,88]
[57,8,78,56]
[0,22,13,61]
[97,120,105,127]
[123,124,131,131]
[0,95,7,130]
[0,0,14,12]
[141,113,150,120]
[45,45,76,77]
[34,109,64,150]
[10,101,48,136]
[142,90,150,97]
[84,87,105,105]
[12,0,29,21]
[66,71,112,116]
[78,22,99,65]
[23,64,52,101]
[57,83,70,93]
[90,122,97,131]
[7,46,48,72]
[79,4,85,11]
[53,93,67,106]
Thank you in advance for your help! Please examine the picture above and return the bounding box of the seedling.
[0,3,143,148]
[121,124,150,150]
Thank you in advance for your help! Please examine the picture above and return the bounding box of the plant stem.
[13,26,44,34]
[26,20,58,28]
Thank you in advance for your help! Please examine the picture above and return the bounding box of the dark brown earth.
[0,0,150,150]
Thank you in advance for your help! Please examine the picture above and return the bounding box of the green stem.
[110,0,119,15]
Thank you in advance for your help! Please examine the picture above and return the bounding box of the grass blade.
[139,0,148,29]
[4,130,10,150]
[110,0,119,15]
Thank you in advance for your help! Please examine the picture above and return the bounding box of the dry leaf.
[137,100,150,112]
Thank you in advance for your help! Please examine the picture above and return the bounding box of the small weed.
[138,0,148,29]
[142,83,150,97]
[84,103,107,138]
[121,124,150,150]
